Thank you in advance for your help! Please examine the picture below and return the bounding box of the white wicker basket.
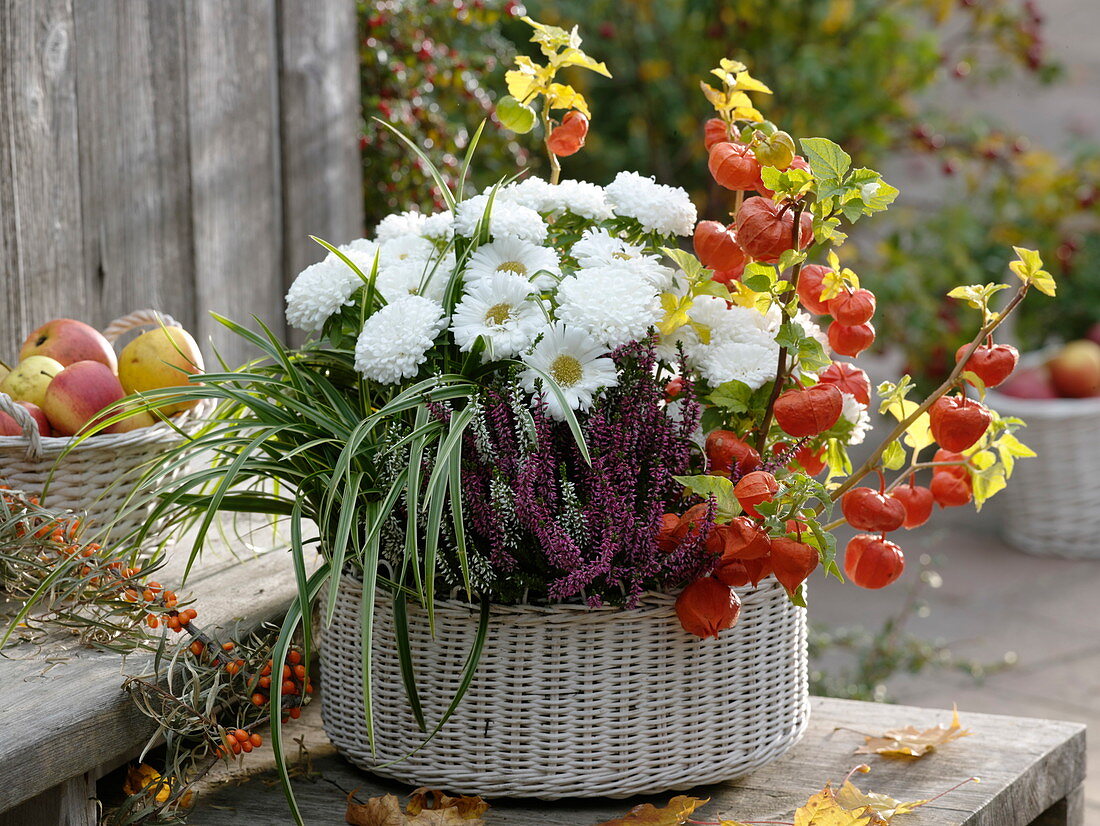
[321,575,809,799]
[987,388,1100,558]
[0,310,208,542]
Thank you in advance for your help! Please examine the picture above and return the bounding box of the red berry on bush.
[705,429,762,475]
[930,471,973,508]
[770,536,819,594]
[818,361,871,405]
[704,118,729,151]
[955,343,1019,388]
[796,264,833,315]
[694,221,747,273]
[708,142,761,191]
[890,484,935,529]
[844,534,905,589]
[929,395,992,452]
[773,384,844,437]
[828,321,876,357]
[547,111,588,157]
[735,196,813,263]
[675,577,741,639]
[841,487,906,532]
[717,516,772,561]
[828,288,876,326]
[734,471,779,518]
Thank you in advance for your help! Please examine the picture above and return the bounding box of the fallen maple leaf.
[596,795,708,825]
[835,781,928,824]
[854,707,972,758]
[346,789,488,826]
[794,786,872,826]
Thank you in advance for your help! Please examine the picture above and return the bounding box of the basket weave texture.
[0,310,208,541]
[322,574,809,799]
[987,389,1100,558]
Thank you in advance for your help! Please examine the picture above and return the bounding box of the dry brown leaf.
[854,707,972,758]
[346,789,488,826]
[835,781,929,823]
[596,795,709,825]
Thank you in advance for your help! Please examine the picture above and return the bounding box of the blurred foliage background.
[358,0,1100,385]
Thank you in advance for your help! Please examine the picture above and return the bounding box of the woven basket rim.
[0,397,214,455]
[987,387,1100,418]
[338,573,783,617]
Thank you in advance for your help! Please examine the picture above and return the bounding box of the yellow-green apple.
[118,327,204,414]
[0,356,64,406]
[0,401,51,436]
[0,361,9,385]
[1048,340,1100,398]
[20,319,117,372]
[111,406,158,432]
[42,360,126,436]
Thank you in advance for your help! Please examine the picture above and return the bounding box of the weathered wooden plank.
[72,0,197,333]
[186,697,1087,825]
[0,772,96,826]
[1032,784,1084,826]
[276,0,363,291]
[184,0,284,368]
[0,531,310,814]
[0,0,89,350]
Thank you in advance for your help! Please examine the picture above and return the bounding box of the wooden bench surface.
[188,697,1086,825]
[0,532,305,815]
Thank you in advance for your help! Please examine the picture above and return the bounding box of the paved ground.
[810,502,1100,822]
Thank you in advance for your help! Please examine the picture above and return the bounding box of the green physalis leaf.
[882,440,907,471]
[775,321,805,350]
[995,431,1036,477]
[709,379,754,413]
[1009,246,1056,297]
[824,438,852,481]
[777,249,808,272]
[673,474,741,519]
[800,137,852,183]
[741,260,776,293]
[760,165,814,200]
[798,336,832,375]
[662,246,709,282]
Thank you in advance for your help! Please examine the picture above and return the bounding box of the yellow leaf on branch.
[854,707,973,758]
[545,82,591,116]
[1009,246,1056,297]
[835,781,929,822]
[794,787,872,826]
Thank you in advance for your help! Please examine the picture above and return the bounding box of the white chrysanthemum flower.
[285,258,364,332]
[420,211,455,242]
[354,295,447,384]
[375,236,452,302]
[464,237,561,289]
[688,295,773,346]
[450,272,544,359]
[520,323,619,420]
[343,237,378,255]
[374,210,426,243]
[605,171,697,236]
[841,392,872,445]
[569,228,674,289]
[549,180,614,220]
[453,194,549,244]
[695,340,779,389]
[555,265,661,350]
[498,177,555,212]
[655,325,700,365]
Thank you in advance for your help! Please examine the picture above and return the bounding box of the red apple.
[41,361,126,436]
[1085,321,1100,347]
[0,401,51,436]
[20,319,117,372]
[998,366,1058,399]
[1047,340,1100,398]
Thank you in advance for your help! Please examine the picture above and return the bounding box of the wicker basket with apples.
[988,335,1100,557]
[0,310,209,543]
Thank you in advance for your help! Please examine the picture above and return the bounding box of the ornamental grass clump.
[117,17,1055,821]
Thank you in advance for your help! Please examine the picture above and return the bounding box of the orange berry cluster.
[214,728,264,758]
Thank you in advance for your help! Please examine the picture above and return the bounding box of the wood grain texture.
[0,773,95,826]
[186,697,1086,826]
[0,0,89,351]
[276,0,363,287]
[0,532,311,813]
[184,0,284,368]
[72,0,197,333]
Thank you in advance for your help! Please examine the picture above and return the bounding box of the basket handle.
[102,310,182,344]
[0,390,45,460]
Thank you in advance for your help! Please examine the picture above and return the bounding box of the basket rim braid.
[321,573,810,799]
[985,387,1100,558]
[0,310,211,540]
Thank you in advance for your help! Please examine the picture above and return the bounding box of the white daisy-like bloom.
[605,171,697,236]
[464,237,561,289]
[375,236,451,302]
[841,392,873,446]
[419,211,455,242]
[655,324,700,365]
[520,323,619,420]
[343,237,378,255]
[569,228,675,290]
[688,295,774,346]
[498,177,555,212]
[695,340,780,389]
[285,257,364,332]
[453,194,549,244]
[354,295,447,384]
[555,264,661,350]
[450,272,544,359]
[374,210,426,243]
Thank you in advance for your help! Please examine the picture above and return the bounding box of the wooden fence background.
[0,0,363,368]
